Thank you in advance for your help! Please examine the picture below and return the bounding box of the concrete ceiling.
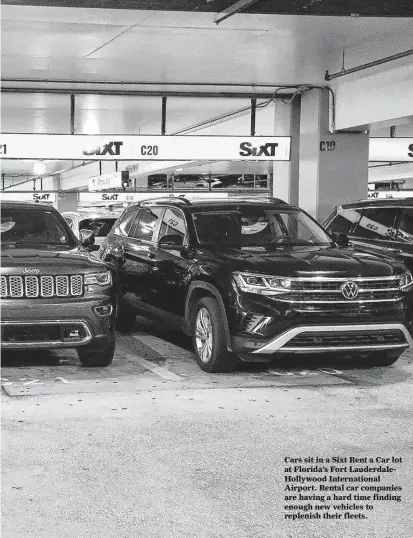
[4,0,413,17]
[1,4,412,181]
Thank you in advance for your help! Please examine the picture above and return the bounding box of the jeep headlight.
[84,271,112,286]
[233,272,291,295]
[399,271,413,291]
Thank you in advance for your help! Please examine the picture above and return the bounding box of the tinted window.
[192,208,331,246]
[397,208,413,243]
[326,208,363,235]
[1,207,75,247]
[353,207,399,240]
[159,207,187,241]
[130,207,162,241]
[118,210,138,236]
[79,218,117,237]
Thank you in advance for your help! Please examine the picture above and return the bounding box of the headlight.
[233,272,291,295]
[399,271,413,291]
[84,271,112,286]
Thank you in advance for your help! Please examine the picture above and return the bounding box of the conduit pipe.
[325,49,413,80]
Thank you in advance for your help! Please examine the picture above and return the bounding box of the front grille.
[0,274,84,299]
[285,329,407,349]
[284,277,401,304]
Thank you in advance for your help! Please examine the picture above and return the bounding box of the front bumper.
[228,289,413,356]
[247,323,412,354]
[1,296,113,349]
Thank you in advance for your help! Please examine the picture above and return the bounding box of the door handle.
[385,247,402,254]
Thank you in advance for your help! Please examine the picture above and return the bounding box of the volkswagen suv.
[1,201,115,366]
[99,197,413,372]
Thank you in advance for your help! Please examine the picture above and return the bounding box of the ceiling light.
[33,161,47,176]
[83,116,100,134]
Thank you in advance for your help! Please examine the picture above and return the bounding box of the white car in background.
[62,211,120,248]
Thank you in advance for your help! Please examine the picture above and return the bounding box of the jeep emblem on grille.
[340,280,359,300]
[23,268,40,274]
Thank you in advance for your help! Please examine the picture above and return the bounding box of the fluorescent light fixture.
[83,116,99,134]
[33,161,47,176]
[214,0,260,24]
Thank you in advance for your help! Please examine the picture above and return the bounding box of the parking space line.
[133,334,194,359]
[126,352,184,381]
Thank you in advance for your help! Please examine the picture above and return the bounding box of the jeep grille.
[0,275,84,299]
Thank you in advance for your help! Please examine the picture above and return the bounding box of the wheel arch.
[184,281,232,351]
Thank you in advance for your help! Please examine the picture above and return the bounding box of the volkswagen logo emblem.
[340,280,359,300]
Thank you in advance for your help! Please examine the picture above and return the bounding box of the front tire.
[78,331,115,367]
[192,297,238,373]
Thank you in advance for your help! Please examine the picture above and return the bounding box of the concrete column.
[272,100,300,205]
[54,175,78,213]
[298,88,369,221]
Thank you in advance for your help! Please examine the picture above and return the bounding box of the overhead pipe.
[1,77,318,88]
[0,86,282,100]
[214,0,261,25]
[325,49,413,81]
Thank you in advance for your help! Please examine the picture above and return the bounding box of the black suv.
[324,198,413,273]
[1,201,115,366]
[100,197,413,372]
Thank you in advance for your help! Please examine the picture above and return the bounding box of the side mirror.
[331,231,349,247]
[80,229,96,249]
[158,234,184,250]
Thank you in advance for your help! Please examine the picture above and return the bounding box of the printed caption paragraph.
[284,456,403,521]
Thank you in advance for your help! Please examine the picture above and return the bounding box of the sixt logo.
[83,141,123,156]
[101,194,119,201]
[239,142,279,157]
[33,193,50,201]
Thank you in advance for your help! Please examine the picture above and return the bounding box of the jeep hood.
[207,245,407,278]
[0,247,106,272]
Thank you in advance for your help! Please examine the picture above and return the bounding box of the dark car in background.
[1,202,116,366]
[99,197,413,373]
[323,198,413,272]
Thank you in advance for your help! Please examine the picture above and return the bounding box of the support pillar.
[272,100,300,205]
[298,88,369,221]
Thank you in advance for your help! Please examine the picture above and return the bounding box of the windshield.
[192,207,332,247]
[1,206,77,247]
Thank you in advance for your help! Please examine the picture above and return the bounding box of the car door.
[121,206,163,307]
[349,206,402,258]
[146,206,192,317]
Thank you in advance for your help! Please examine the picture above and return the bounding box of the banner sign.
[368,190,413,199]
[0,134,291,161]
[89,172,122,192]
[369,138,413,162]
[78,192,230,205]
[0,191,57,204]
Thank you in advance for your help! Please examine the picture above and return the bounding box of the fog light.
[94,305,113,317]
[63,325,86,341]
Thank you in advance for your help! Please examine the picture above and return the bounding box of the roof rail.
[225,196,287,204]
[139,196,192,206]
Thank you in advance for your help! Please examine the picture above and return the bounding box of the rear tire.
[114,293,136,333]
[192,297,238,373]
[78,331,115,367]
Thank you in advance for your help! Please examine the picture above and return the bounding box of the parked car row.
[1,196,413,372]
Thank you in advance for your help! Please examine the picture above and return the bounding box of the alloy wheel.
[195,307,213,363]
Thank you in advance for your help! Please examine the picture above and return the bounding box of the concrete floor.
[2,320,413,538]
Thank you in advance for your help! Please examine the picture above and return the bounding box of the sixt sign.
[239,142,279,157]
[33,193,51,201]
[83,141,123,156]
